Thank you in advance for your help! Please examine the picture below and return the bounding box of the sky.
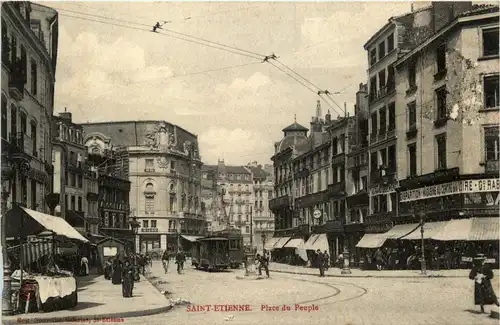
[39,1,414,165]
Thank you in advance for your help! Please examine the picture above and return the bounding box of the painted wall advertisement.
[400,179,500,203]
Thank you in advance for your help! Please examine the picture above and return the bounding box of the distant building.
[82,120,203,253]
[52,110,99,235]
[1,2,58,213]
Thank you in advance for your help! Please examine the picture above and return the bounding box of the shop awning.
[19,207,88,243]
[399,221,448,240]
[304,234,319,250]
[181,235,202,242]
[284,238,305,249]
[7,240,53,266]
[432,218,499,241]
[273,237,291,248]
[308,234,330,252]
[356,233,388,248]
[384,223,422,240]
[264,237,280,250]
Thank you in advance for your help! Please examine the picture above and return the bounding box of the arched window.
[144,182,155,214]
[1,94,7,139]
[181,194,186,211]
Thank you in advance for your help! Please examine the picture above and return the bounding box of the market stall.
[5,206,88,314]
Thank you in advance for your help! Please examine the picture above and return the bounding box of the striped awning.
[384,223,422,240]
[304,234,319,250]
[356,233,387,248]
[284,238,305,249]
[304,234,329,252]
[7,240,53,266]
[399,221,449,240]
[181,235,202,242]
[273,237,291,249]
[432,218,499,241]
[264,237,280,250]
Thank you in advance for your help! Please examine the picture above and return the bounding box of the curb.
[269,269,466,279]
[2,305,173,324]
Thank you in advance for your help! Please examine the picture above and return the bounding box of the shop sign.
[400,178,500,202]
[141,228,158,233]
[369,183,397,196]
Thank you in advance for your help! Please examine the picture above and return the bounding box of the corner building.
[82,121,204,253]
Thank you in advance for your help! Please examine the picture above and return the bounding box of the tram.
[191,229,244,271]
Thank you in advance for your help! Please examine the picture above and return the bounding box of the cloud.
[199,127,270,165]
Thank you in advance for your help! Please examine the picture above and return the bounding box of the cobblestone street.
[37,261,497,325]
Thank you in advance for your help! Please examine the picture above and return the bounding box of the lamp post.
[2,158,14,316]
[129,216,140,254]
[419,211,427,275]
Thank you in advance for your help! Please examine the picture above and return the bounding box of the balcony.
[433,69,447,82]
[8,59,26,101]
[370,167,396,185]
[269,195,290,210]
[406,125,418,139]
[327,182,346,198]
[331,153,344,165]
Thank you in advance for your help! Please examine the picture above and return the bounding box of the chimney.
[325,110,331,123]
[58,107,72,122]
[316,100,322,119]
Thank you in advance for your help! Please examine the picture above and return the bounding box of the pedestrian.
[469,254,500,313]
[111,259,123,285]
[162,250,170,274]
[337,252,344,269]
[374,248,385,271]
[104,258,113,280]
[316,250,325,277]
[121,260,134,298]
[80,256,89,276]
[323,250,330,271]
[256,253,270,277]
[176,250,186,274]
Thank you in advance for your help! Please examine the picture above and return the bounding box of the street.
[41,261,495,325]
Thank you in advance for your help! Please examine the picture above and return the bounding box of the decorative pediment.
[144,121,176,151]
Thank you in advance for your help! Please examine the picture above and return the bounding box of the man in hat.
[469,254,500,313]
[316,249,325,277]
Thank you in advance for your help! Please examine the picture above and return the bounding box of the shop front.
[312,219,344,262]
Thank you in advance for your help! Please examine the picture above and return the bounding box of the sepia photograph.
[0,1,499,324]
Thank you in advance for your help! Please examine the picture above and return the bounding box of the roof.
[277,134,308,153]
[225,166,251,174]
[457,4,498,18]
[202,165,217,172]
[282,122,309,133]
[247,166,269,179]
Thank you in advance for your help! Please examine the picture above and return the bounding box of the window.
[370,152,378,172]
[245,226,250,233]
[143,220,149,228]
[379,194,388,212]
[388,145,396,172]
[436,133,447,170]
[77,174,83,188]
[332,138,338,155]
[408,144,417,177]
[378,41,385,60]
[408,60,416,88]
[485,127,500,161]
[71,195,75,210]
[1,95,7,139]
[379,107,386,134]
[20,112,26,134]
[387,33,394,52]
[78,196,82,211]
[387,65,395,91]
[30,20,41,39]
[30,180,36,209]
[378,69,386,90]
[361,176,367,190]
[371,113,378,136]
[483,27,499,57]
[20,45,26,82]
[369,76,377,102]
[151,220,157,228]
[169,194,176,212]
[10,35,16,65]
[30,59,37,95]
[145,158,154,172]
[435,87,447,120]
[390,193,397,213]
[370,48,377,66]
[170,160,176,170]
[71,173,76,187]
[388,102,395,131]
[484,75,499,108]
[20,176,27,206]
[30,122,36,156]
[408,102,417,129]
[436,43,446,72]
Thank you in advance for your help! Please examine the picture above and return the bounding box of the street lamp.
[128,216,140,253]
[2,159,14,316]
[419,211,427,275]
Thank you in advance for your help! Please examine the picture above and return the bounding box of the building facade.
[394,5,499,225]
[1,2,58,214]
[82,121,204,253]
[52,110,99,235]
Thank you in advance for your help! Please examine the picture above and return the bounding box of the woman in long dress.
[111,259,123,285]
[121,260,134,298]
[469,254,500,313]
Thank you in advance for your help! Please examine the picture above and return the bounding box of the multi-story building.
[345,84,370,261]
[84,132,133,248]
[1,2,58,213]
[82,121,204,253]
[52,110,99,235]
[394,4,499,226]
[246,162,275,251]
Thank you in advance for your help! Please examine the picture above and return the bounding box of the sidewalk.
[268,262,491,278]
[2,273,171,324]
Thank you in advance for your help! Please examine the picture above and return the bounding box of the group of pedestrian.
[161,250,186,274]
[104,254,140,298]
[315,249,330,277]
